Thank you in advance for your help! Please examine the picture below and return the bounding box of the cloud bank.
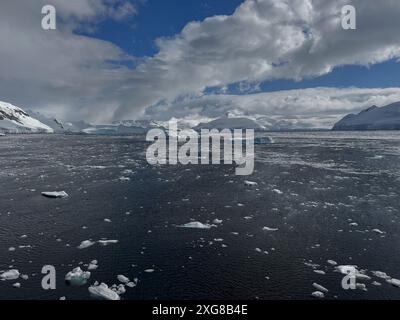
[0,0,400,123]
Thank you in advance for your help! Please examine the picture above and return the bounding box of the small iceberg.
[387,278,400,288]
[88,283,121,300]
[117,275,130,284]
[98,239,119,246]
[77,240,96,249]
[177,222,214,229]
[311,291,324,298]
[65,267,91,286]
[254,137,274,145]
[0,269,20,280]
[312,283,328,293]
[263,227,278,232]
[244,180,258,187]
[41,191,69,199]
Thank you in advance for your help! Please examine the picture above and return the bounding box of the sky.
[0,0,400,128]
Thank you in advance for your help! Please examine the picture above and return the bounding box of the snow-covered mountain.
[333,101,400,131]
[0,101,53,133]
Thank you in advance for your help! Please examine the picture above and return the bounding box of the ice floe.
[387,278,400,287]
[244,180,258,187]
[263,227,278,232]
[98,239,119,246]
[311,291,324,298]
[88,260,98,271]
[117,275,130,284]
[312,283,329,293]
[41,191,69,198]
[0,269,20,280]
[77,240,96,249]
[177,222,215,229]
[65,267,91,286]
[88,283,121,300]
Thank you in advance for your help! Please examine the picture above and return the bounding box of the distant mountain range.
[2,99,400,134]
[333,101,400,131]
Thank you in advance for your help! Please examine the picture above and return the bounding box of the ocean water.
[1,132,400,300]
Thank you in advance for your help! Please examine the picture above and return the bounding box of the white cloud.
[144,87,400,129]
[0,0,400,123]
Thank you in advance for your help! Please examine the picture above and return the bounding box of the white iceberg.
[117,275,130,284]
[177,222,214,229]
[88,283,121,300]
[77,240,96,249]
[41,191,69,198]
[311,291,324,298]
[0,269,20,280]
[98,239,119,246]
[263,227,278,232]
[312,283,329,293]
[387,278,400,287]
[65,267,91,286]
[244,180,258,187]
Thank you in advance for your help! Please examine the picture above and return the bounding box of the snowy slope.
[0,101,53,133]
[333,101,400,131]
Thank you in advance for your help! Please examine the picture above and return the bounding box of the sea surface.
[1,132,400,300]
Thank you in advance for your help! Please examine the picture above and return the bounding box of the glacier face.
[333,101,400,131]
[0,101,54,133]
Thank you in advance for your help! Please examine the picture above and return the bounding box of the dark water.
[1,132,400,300]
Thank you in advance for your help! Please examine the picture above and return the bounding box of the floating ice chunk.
[88,283,120,300]
[126,281,137,288]
[244,180,258,187]
[41,191,69,198]
[349,222,358,227]
[77,240,95,249]
[372,229,385,234]
[177,222,214,229]
[13,282,21,288]
[335,265,371,280]
[255,248,262,253]
[372,271,391,280]
[356,283,367,291]
[88,260,98,271]
[8,247,16,252]
[104,219,112,223]
[0,269,20,280]
[117,275,130,284]
[119,177,130,182]
[272,189,283,194]
[313,270,326,275]
[116,284,126,295]
[263,227,278,232]
[59,296,66,300]
[372,281,381,286]
[387,278,400,287]
[212,219,223,224]
[254,137,274,144]
[65,267,91,286]
[335,265,358,275]
[312,283,329,293]
[144,269,154,273]
[311,291,324,298]
[327,260,337,266]
[98,240,119,246]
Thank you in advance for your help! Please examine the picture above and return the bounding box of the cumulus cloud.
[0,0,400,123]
